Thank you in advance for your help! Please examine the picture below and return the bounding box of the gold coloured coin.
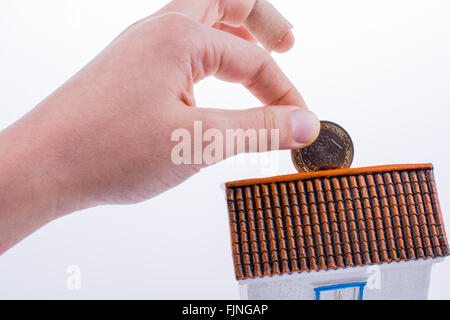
[291,121,354,172]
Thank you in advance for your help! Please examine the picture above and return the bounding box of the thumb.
[191,105,320,159]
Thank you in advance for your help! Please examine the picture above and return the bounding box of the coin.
[291,120,354,172]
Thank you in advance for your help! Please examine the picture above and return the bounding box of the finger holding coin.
[291,121,354,172]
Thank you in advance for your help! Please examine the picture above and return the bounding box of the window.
[314,282,367,300]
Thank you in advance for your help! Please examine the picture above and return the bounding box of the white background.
[0,0,449,299]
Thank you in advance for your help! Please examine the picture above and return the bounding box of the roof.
[225,164,449,280]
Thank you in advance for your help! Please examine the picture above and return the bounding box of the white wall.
[241,260,435,300]
[0,0,449,299]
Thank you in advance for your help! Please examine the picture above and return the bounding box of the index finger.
[185,20,306,107]
[152,0,294,52]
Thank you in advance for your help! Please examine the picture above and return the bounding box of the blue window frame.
[314,282,367,300]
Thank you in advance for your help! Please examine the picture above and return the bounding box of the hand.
[0,0,319,253]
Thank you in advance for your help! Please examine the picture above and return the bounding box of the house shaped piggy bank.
[225,164,449,300]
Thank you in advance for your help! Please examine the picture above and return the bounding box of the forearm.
[0,103,79,254]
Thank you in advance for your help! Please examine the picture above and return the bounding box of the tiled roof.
[225,164,449,280]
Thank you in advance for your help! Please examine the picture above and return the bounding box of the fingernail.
[290,110,320,145]
[274,31,295,53]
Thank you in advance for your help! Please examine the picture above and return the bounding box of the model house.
[225,164,449,300]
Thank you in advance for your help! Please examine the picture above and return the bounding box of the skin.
[0,0,320,255]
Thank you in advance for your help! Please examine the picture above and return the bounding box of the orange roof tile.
[225,164,449,280]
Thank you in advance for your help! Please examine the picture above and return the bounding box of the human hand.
[0,0,320,252]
